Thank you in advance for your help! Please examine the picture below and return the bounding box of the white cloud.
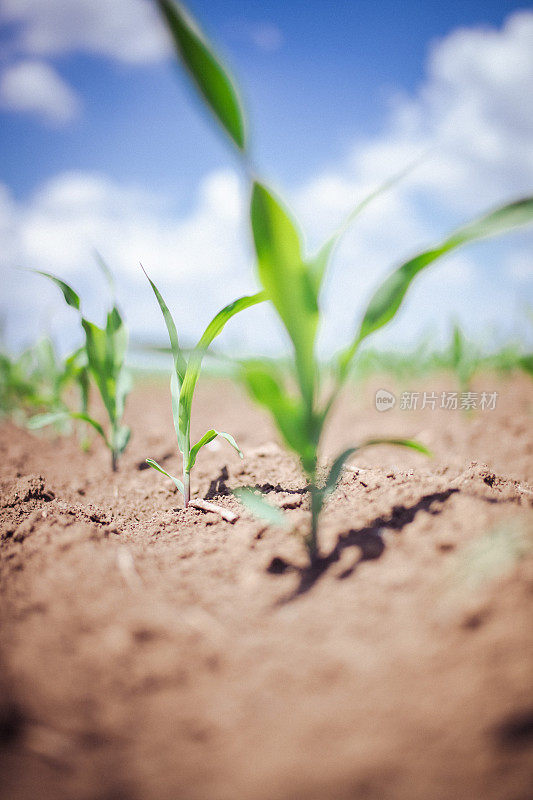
[289,11,533,351]
[0,60,81,124]
[1,0,170,64]
[1,11,532,354]
[0,168,266,352]
[5,168,246,282]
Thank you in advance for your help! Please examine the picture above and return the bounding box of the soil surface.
[1,374,532,800]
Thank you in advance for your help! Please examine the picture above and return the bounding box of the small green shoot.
[142,266,264,507]
[33,260,131,471]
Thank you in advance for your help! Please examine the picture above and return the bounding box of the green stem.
[111,423,118,472]
[307,482,322,564]
[183,429,191,508]
[183,469,190,508]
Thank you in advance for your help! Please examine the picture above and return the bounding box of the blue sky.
[0,0,532,357]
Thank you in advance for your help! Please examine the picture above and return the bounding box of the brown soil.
[1,374,532,800]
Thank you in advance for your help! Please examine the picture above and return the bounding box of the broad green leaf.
[233,487,288,528]
[82,318,116,421]
[187,428,243,472]
[142,266,187,385]
[145,458,185,496]
[241,360,316,472]
[251,182,318,406]
[157,0,246,150]
[170,371,185,452]
[34,271,80,311]
[339,197,533,377]
[178,291,265,438]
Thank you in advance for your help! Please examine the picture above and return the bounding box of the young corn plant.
[32,262,131,471]
[157,0,533,560]
[142,267,264,507]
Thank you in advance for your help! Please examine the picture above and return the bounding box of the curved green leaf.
[94,250,116,298]
[34,271,80,311]
[145,458,185,496]
[157,0,246,150]
[187,428,243,472]
[82,318,116,421]
[170,370,183,451]
[323,447,358,496]
[178,291,265,440]
[240,360,315,472]
[251,182,318,406]
[142,266,187,386]
[339,197,533,377]
[309,158,424,294]
[311,437,431,521]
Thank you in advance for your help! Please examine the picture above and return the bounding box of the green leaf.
[145,458,185,496]
[323,438,430,497]
[178,291,265,441]
[309,159,423,295]
[323,447,357,495]
[251,182,318,405]
[357,437,432,456]
[240,360,315,472]
[339,197,533,377]
[114,425,131,456]
[157,0,246,150]
[170,371,184,452]
[233,487,288,528]
[70,412,110,446]
[94,250,116,298]
[27,410,69,430]
[142,266,187,386]
[82,318,116,422]
[34,271,80,311]
[116,369,132,422]
[187,428,243,472]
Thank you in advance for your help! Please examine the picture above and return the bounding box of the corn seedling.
[142,266,264,507]
[157,0,533,559]
[0,337,89,437]
[31,260,131,470]
[159,0,533,560]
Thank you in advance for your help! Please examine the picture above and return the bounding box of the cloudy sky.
[1,0,532,360]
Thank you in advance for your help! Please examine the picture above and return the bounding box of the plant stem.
[307,481,322,565]
[183,469,190,508]
[183,431,191,508]
[112,451,118,472]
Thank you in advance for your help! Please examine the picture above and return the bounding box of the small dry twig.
[190,498,239,523]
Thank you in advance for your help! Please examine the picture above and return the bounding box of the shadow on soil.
[272,488,459,602]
